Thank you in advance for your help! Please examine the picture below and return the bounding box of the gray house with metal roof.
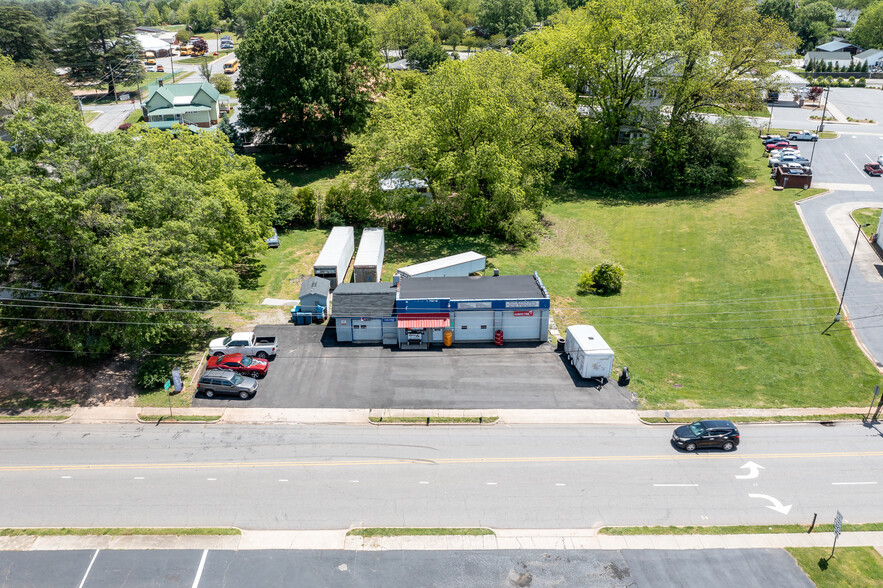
[332,282,398,344]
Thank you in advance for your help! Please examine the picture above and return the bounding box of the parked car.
[266,228,279,248]
[196,369,258,399]
[865,162,883,177]
[209,331,278,359]
[206,353,269,378]
[671,420,740,452]
[786,130,818,141]
[768,148,800,159]
[145,65,157,72]
[760,134,782,142]
[769,153,810,167]
[156,65,164,72]
[765,140,798,152]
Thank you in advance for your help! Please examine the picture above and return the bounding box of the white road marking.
[555,483,566,486]
[748,493,792,515]
[61,476,72,479]
[77,549,100,588]
[134,477,145,480]
[735,461,765,480]
[831,481,877,485]
[653,484,698,487]
[486,482,498,485]
[207,478,217,481]
[844,153,864,174]
[191,549,208,588]
[853,136,858,139]
[349,480,359,483]
[278,479,288,482]
[418,481,429,484]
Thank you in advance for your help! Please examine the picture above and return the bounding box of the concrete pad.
[31,536,111,550]
[620,535,656,549]
[239,530,345,550]
[497,409,640,424]
[219,408,369,424]
[596,535,628,550]
[697,535,728,549]
[814,183,875,192]
[261,298,298,306]
[68,407,139,423]
[0,536,36,550]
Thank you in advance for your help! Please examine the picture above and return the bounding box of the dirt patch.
[0,350,138,411]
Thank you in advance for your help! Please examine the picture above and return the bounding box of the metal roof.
[314,226,354,268]
[299,277,330,298]
[354,228,384,267]
[816,40,856,52]
[397,313,450,328]
[398,275,546,301]
[397,251,485,277]
[566,325,613,354]
[331,282,396,317]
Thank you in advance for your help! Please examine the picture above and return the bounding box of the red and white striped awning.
[397,313,450,329]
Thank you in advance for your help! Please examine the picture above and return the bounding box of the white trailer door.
[453,311,494,341]
[352,319,383,342]
[500,310,543,340]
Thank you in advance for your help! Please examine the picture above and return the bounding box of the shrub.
[577,262,625,296]
[210,73,233,94]
[296,187,318,226]
[857,77,867,87]
[320,183,373,226]
[273,180,301,227]
[499,209,541,248]
[175,30,190,44]
[848,76,856,86]
[136,355,180,390]
[117,123,132,131]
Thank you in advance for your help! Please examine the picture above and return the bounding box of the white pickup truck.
[209,332,278,359]
[786,130,818,141]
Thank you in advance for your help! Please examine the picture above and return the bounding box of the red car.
[865,162,883,177]
[765,140,797,152]
[206,353,269,378]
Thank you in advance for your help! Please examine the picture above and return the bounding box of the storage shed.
[313,227,354,289]
[396,251,486,279]
[396,273,550,346]
[564,325,615,380]
[353,228,385,283]
[332,282,398,344]
[292,277,330,323]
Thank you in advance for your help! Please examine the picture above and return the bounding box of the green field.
[787,547,883,588]
[240,147,880,409]
[851,208,880,240]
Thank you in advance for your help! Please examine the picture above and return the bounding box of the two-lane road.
[1,422,880,529]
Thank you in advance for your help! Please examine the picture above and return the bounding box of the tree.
[406,38,449,69]
[211,72,233,93]
[666,0,796,127]
[198,61,212,82]
[0,55,72,114]
[145,3,162,25]
[577,262,624,295]
[236,0,380,160]
[757,0,796,29]
[0,6,53,66]
[520,0,678,148]
[348,51,578,239]
[533,0,565,21]
[0,101,275,356]
[176,29,191,44]
[181,0,221,32]
[125,1,144,25]
[477,0,536,37]
[57,4,142,97]
[218,112,240,146]
[794,1,835,52]
[231,0,272,37]
[851,0,883,49]
[371,2,435,62]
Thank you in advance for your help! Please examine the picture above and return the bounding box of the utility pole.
[76,96,86,124]
[819,85,831,131]
[822,223,870,334]
[109,63,118,104]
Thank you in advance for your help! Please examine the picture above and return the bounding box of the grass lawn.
[600,523,883,535]
[0,527,240,537]
[179,50,233,66]
[347,528,494,537]
[642,413,865,424]
[250,155,347,195]
[787,547,883,588]
[851,208,880,240]
[237,145,879,409]
[83,111,101,124]
[139,414,221,423]
[123,110,145,126]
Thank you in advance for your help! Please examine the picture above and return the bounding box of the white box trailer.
[396,251,486,279]
[313,226,354,289]
[353,228,385,283]
[565,325,615,380]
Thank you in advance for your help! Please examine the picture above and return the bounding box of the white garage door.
[352,319,383,342]
[501,311,543,340]
[453,311,494,341]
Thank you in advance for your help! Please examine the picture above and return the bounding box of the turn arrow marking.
[748,493,792,515]
[735,461,765,480]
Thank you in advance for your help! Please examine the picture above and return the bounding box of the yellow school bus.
[223,59,239,74]
[179,45,193,56]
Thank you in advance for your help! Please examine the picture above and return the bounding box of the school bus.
[223,59,239,74]
[144,51,155,65]
[178,45,193,56]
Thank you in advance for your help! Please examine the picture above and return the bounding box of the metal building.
[332,282,398,344]
[396,273,550,347]
[313,226,354,289]
[292,277,330,324]
[396,251,486,279]
[353,228,385,283]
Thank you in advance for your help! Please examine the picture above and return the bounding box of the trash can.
[618,367,631,387]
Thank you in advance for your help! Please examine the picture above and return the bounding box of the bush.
[296,187,318,226]
[405,39,449,70]
[848,76,856,86]
[136,355,181,390]
[210,73,233,94]
[857,77,867,87]
[499,209,541,248]
[175,30,190,44]
[576,262,625,296]
[320,183,373,226]
[273,182,319,227]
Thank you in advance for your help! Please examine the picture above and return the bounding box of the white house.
[855,49,883,67]
[804,51,853,69]
[834,8,861,26]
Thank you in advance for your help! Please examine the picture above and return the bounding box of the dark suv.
[671,420,739,452]
[197,369,258,399]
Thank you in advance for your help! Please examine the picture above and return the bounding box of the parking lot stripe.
[77,549,100,588]
[191,550,208,588]
[486,482,498,485]
[831,481,877,485]
[844,153,864,174]
[419,481,429,484]
[653,484,698,487]
[555,483,566,486]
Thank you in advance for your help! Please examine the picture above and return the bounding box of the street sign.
[171,368,183,393]
[163,379,171,391]
[834,511,843,537]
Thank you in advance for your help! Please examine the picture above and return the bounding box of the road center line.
[831,481,877,485]
[6,451,883,474]
[653,483,698,487]
[191,549,208,588]
[77,549,100,588]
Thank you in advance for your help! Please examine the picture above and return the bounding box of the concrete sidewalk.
[2,529,881,552]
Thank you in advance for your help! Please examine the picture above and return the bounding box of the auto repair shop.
[396,273,550,347]
[331,282,398,344]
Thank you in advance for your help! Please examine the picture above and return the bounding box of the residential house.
[804,51,853,69]
[834,8,861,26]
[142,81,230,130]
[815,40,860,55]
[855,49,883,68]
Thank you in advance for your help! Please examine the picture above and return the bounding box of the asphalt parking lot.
[193,325,635,409]
[0,549,812,588]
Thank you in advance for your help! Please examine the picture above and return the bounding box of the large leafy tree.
[477,0,535,37]
[0,55,72,114]
[232,0,273,37]
[0,6,53,66]
[0,101,275,355]
[370,1,435,62]
[181,0,221,32]
[237,0,380,160]
[57,4,142,96]
[348,51,577,239]
[794,1,836,52]
[851,1,883,49]
[757,0,796,29]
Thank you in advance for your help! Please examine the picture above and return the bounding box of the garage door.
[352,318,383,342]
[453,311,494,341]
[501,310,543,340]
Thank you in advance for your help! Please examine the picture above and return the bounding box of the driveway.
[193,325,636,409]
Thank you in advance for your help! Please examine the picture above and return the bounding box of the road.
[1,422,880,530]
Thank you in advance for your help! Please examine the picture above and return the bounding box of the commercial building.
[396,273,550,347]
[332,282,398,344]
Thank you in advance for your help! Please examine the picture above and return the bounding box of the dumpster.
[774,165,812,189]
